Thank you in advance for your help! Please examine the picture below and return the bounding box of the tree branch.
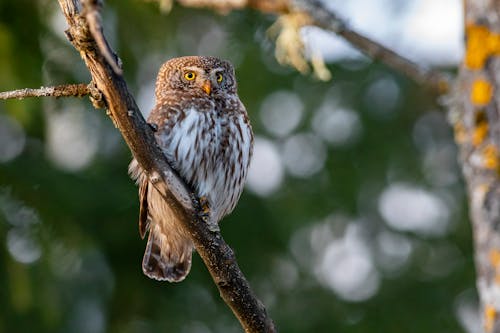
[170,0,450,93]
[0,84,90,100]
[82,0,123,74]
[56,0,276,332]
[292,0,450,93]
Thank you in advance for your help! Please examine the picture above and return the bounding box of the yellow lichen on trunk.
[482,144,500,170]
[465,23,500,69]
[485,304,498,332]
[489,249,500,285]
[471,78,494,105]
[473,121,489,146]
[453,122,468,144]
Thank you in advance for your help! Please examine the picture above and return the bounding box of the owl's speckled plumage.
[129,56,253,282]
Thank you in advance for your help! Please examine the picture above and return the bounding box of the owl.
[129,56,253,282]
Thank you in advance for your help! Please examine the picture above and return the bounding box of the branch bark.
[451,1,500,332]
[56,0,275,332]
[0,84,90,100]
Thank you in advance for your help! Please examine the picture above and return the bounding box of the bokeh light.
[363,75,401,119]
[0,114,25,163]
[282,132,326,178]
[315,223,380,302]
[7,228,41,264]
[378,182,451,236]
[259,90,304,138]
[46,105,100,171]
[246,137,284,196]
[312,101,362,147]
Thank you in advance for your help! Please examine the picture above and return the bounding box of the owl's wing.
[128,158,150,239]
[138,177,149,239]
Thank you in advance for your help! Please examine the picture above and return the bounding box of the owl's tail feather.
[130,158,193,282]
[142,227,193,282]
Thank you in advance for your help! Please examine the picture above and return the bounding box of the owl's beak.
[202,81,211,95]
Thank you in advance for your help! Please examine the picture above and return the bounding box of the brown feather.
[138,178,149,239]
[142,225,192,282]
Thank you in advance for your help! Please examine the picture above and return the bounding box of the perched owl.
[129,56,253,282]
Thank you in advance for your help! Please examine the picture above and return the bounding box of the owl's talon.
[199,196,210,214]
[148,123,158,132]
[149,171,161,184]
[198,196,219,232]
[207,221,220,232]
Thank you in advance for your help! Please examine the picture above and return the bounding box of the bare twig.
[57,0,275,332]
[82,0,123,74]
[0,84,90,100]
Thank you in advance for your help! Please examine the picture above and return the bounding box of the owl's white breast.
[155,103,252,224]
[157,106,219,197]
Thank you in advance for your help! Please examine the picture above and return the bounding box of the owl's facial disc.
[179,65,230,96]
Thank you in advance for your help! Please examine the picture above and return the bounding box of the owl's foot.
[199,196,210,214]
[207,220,220,232]
[199,196,220,232]
[148,123,158,132]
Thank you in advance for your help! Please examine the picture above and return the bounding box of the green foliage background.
[0,1,475,332]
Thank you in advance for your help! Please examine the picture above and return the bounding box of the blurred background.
[0,0,475,332]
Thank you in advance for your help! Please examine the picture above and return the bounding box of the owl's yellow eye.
[184,71,196,81]
[216,73,223,83]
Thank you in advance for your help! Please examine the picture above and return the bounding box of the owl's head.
[155,56,237,99]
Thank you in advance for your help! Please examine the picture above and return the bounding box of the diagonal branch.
[82,0,123,74]
[170,0,451,93]
[0,84,90,100]
[56,0,276,332]
[292,0,450,93]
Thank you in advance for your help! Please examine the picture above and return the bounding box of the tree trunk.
[453,1,500,331]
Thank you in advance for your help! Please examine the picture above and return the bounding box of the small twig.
[82,0,123,75]
[292,0,451,93]
[0,84,90,100]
